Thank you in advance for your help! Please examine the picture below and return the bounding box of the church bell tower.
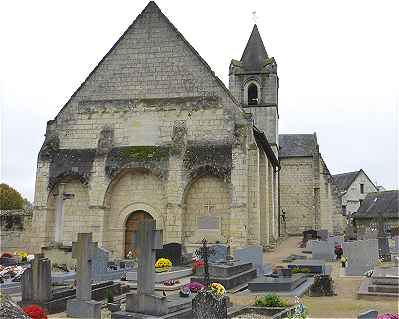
[229,24,279,153]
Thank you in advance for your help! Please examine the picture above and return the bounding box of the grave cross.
[204,201,215,215]
[72,233,96,301]
[195,238,215,286]
[136,220,163,294]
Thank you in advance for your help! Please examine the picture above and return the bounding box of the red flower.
[23,304,48,319]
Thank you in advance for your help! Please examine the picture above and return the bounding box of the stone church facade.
[279,134,345,235]
[30,2,280,258]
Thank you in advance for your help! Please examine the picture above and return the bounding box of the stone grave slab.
[234,245,265,276]
[311,240,335,261]
[317,229,329,241]
[358,310,378,319]
[343,239,379,276]
[191,261,256,290]
[208,245,227,263]
[248,274,307,292]
[288,260,327,274]
[156,242,182,266]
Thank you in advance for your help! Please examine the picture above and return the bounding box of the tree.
[0,183,25,210]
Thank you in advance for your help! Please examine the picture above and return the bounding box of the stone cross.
[72,233,96,301]
[203,201,214,215]
[136,219,163,295]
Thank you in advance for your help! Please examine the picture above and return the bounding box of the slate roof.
[353,190,399,219]
[278,134,317,158]
[332,171,360,192]
[241,25,268,70]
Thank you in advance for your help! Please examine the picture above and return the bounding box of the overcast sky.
[1,0,398,201]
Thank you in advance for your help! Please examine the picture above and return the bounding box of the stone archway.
[124,210,153,257]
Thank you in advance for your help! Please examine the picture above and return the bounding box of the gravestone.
[91,246,109,282]
[311,240,335,261]
[66,233,101,319]
[156,242,182,266]
[364,228,377,239]
[192,290,227,319]
[234,245,264,276]
[343,239,379,276]
[22,253,52,304]
[303,229,317,241]
[208,245,227,263]
[358,310,378,319]
[394,236,399,253]
[317,229,329,241]
[328,235,344,246]
[125,220,169,316]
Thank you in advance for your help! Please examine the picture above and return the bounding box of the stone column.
[54,183,65,243]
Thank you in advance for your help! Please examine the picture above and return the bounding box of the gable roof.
[332,169,378,193]
[278,134,317,158]
[241,25,268,70]
[332,171,360,192]
[353,190,399,219]
[54,1,242,121]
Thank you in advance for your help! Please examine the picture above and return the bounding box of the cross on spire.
[252,11,258,24]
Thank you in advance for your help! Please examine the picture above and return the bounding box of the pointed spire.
[240,24,268,70]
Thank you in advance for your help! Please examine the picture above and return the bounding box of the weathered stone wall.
[341,171,378,216]
[280,157,315,235]
[0,213,33,253]
[183,175,231,242]
[356,218,399,239]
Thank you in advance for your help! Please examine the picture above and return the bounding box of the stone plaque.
[197,216,220,230]
[234,245,263,276]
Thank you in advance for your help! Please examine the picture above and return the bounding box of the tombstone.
[125,220,169,316]
[343,239,379,276]
[303,229,317,241]
[91,246,110,282]
[66,233,101,319]
[317,229,329,241]
[394,236,399,253]
[192,290,227,319]
[21,254,52,304]
[364,228,377,239]
[357,310,378,319]
[328,235,344,246]
[208,244,227,263]
[234,245,263,276]
[156,242,182,266]
[311,240,335,261]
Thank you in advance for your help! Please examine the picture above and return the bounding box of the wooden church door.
[124,210,153,258]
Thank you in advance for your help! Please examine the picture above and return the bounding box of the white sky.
[1,0,398,201]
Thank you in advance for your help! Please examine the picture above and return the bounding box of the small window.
[359,199,363,206]
[248,83,258,105]
[360,183,364,194]
[342,205,347,215]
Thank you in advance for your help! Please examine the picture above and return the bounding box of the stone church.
[30,1,281,258]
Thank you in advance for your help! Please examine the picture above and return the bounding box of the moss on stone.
[119,146,169,161]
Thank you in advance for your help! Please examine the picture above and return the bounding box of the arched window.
[248,83,259,105]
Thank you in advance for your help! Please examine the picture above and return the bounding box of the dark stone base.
[248,274,307,292]
[191,267,257,290]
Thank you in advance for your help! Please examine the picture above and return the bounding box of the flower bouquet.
[209,282,225,296]
[23,304,48,319]
[184,281,205,293]
[155,258,172,273]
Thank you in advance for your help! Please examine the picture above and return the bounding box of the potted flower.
[340,256,347,268]
[209,282,225,296]
[192,259,204,274]
[155,258,172,273]
[23,304,48,319]
[105,288,120,313]
[184,282,205,293]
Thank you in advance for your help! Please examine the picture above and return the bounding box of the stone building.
[279,133,344,235]
[30,1,280,258]
[333,169,379,217]
[353,190,399,239]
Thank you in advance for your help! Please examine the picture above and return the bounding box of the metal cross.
[195,238,215,286]
[252,11,258,24]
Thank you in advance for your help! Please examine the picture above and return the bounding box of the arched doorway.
[124,210,153,257]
